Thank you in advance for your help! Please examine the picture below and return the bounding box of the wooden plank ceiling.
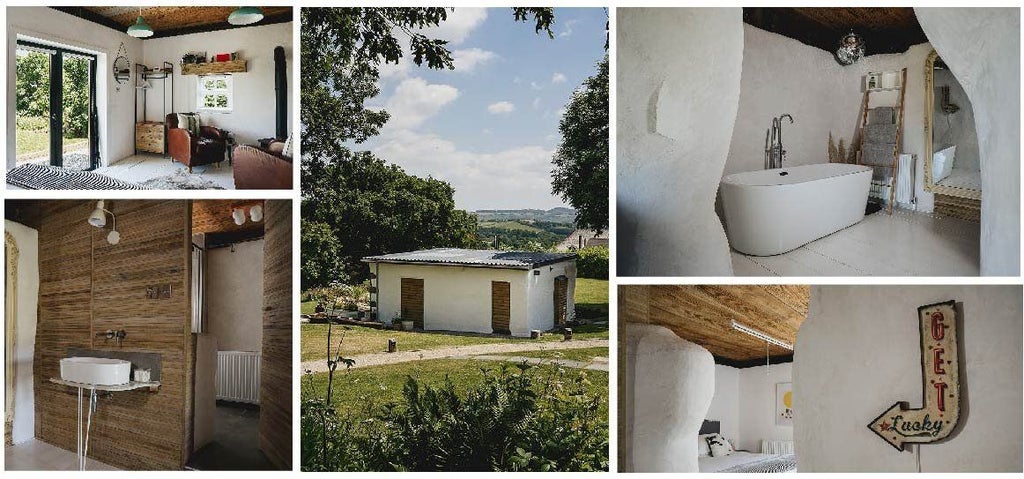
[744,7,927,55]
[52,7,293,39]
[192,200,265,247]
[620,285,810,364]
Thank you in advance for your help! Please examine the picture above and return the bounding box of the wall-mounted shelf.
[182,60,247,76]
[50,377,161,393]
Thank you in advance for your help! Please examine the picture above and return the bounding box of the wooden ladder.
[855,68,908,215]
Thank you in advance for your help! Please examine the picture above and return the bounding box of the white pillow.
[280,134,294,158]
[706,433,734,457]
[697,434,714,457]
[933,145,957,183]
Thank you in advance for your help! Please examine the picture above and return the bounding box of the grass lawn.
[300,358,609,420]
[510,347,608,363]
[15,129,86,158]
[575,278,609,318]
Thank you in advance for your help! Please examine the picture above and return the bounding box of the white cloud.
[372,129,560,209]
[487,101,516,114]
[422,8,488,45]
[551,72,567,84]
[558,19,579,38]
[512,76,522,84]
[383,78,459,130]
[530,81,543,90]
[532,97,541,110]
[452,48,496,72]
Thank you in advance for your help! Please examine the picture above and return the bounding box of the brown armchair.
[232,141,293,189]
[165,113,227,173]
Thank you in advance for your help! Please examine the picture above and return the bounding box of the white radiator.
[216,350,261,404]
[760,439,794,454]
[895,153,916,207]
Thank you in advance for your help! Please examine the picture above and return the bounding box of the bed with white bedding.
[699,451,797,473]
[697,420,796,473]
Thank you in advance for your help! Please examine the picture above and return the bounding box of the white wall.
[373,262,530,336]
[206,240,264,352]
[795,285,1022,472]
[917,8,1020,276]
[525,259,576,332]
[725,24,937,213]
[143,22,294,145]
[6,7,143,168]
[706,364,739,444]
[5,220,39,444]
[616,8,744,276]
[621,323,715,472]
[738,363,793,453]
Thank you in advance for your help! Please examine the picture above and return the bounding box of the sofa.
[166,113,227,173]
[232,139,293,189]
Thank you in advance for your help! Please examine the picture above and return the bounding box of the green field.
[478,220,544,232]
[301,358,609,419]
[510,346,609,363]
[575,278,609,318]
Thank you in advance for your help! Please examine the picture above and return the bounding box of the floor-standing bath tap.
[764,114,794,169]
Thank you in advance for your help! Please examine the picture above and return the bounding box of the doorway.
[553,275,568,325]
[400,278,424,329]
[15,39,98,170]
[491,281,511,334]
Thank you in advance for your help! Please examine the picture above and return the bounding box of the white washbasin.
[60,357,131,386]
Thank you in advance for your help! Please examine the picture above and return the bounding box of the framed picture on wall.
[776,382,793,426]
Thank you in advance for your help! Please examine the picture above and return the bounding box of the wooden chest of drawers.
[136,121,165,154]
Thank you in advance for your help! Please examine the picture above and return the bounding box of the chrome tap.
[764,114,794,169]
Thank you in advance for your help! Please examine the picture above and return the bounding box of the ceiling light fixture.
[232,207,246,226]
[249,204,263,222]
[87,200,121,245]
[127,7,154,38]
[730,320,793,351]
[228,7,265,26]
[835,31,865,66]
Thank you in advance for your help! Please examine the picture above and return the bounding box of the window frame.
[196,74,233,113]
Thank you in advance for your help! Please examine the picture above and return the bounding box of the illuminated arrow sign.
[868,300,961,451]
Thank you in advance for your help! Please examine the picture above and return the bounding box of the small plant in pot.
[392,316,414,331]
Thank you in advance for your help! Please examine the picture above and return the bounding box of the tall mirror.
[924,50,981,200]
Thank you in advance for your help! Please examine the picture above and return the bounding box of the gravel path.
[300,338,609,373]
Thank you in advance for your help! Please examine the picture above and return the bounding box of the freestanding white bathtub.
[720,163,872,256]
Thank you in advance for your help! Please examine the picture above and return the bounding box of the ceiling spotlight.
[232,207,246,225]
[835,31,865,66]
[249,204,263,222]
[228,7,265,26]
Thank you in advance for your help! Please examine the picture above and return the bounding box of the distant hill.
[472,207,576,224]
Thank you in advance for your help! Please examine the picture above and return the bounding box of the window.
[196,74,232,112]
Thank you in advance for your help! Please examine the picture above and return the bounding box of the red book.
[215,53,231,62]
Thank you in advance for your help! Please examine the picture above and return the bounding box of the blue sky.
[360,7,607,211]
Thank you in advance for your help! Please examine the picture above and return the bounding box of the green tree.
[551,54,609,232]
[301,219,346,290]
[300,8,555,287]
[16,52,91,139]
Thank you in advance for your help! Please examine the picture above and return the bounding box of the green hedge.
[575,247,608,279]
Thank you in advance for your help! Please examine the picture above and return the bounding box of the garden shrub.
[301,364,608,472]
[575,246,609,279]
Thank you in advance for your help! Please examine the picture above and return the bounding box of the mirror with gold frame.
[924,50,981,200]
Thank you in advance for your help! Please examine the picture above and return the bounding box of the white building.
[364,248,577,337]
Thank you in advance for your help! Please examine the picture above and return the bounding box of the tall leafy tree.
[551,54,609,232]
[300,8,554,287]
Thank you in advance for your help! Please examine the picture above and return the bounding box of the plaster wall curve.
[794,285,1022,472]
[621,323,715,472]
[616,8,743,276]
[916,8,1020,275]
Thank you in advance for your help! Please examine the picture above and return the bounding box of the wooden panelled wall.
[34,200,192,470]
[259,200,292,470]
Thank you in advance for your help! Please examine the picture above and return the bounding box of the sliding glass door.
[15,40,98,170]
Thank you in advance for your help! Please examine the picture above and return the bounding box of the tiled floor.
[93,154,236,189]
[731,208,980,276]
[187,403,273,471]
[5,439,119,471]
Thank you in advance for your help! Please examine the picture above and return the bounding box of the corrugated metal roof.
[362,248,576,270]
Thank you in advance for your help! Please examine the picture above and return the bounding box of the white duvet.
[698,451,797,473]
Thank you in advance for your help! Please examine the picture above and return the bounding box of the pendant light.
[127,7,154,38]
[835,31,865,66]
[228,7,265,26]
